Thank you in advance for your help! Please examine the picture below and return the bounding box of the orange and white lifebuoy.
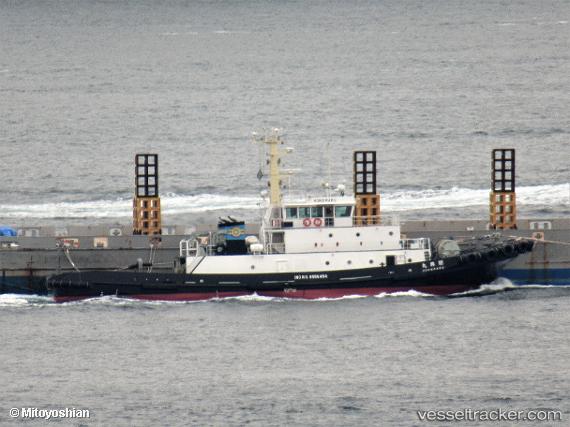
[303,218,311,227]
[313,218,323,227]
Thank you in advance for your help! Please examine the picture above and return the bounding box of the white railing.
[400,238,430,250]
[179,239,201,257]
[352,214,400,227]
[264,214,401,230]
[265,242,285,254]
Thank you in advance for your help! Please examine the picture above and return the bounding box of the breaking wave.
[312,294,369,301]
[0,183,567,220]
[0,294,53,307]
[4,283,569,308]
[0,194,261,219]
[215,293,278,303]
[449,277,517,297]
[448,279,570,297]
[381,183,569,211]
[374,289,432,298]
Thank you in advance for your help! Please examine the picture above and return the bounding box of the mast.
[253,129,293,206]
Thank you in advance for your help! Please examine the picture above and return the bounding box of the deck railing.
[263,215,400,229]
[352,215,400,227]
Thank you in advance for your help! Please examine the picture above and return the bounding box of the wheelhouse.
[280,197,357,228]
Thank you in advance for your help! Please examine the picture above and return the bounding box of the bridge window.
[311,206,323,217]
[299,207,311,218]
[335,206,352,217]
[285,207,298,218]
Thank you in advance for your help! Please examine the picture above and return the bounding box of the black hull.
[48,254,507,302]
[0,276,48,295]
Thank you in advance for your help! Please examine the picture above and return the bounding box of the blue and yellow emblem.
[222,224,246,240]
[230,227,244,238]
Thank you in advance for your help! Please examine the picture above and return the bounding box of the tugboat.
[47,131,534,302]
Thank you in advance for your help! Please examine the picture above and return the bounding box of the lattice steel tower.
[133,154,162,235]
[353,151,380,225]
[490,149,517,229]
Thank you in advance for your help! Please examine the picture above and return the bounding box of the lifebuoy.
[303,218,311,227]
[313,218,323,227]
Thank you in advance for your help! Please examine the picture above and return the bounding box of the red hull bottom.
[53,285,476,303]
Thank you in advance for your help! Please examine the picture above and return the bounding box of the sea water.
[1,286,570,426]
[1,1,569,425]
[0,0,569,226]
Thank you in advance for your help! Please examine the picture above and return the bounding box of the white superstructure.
[181,131,432,275]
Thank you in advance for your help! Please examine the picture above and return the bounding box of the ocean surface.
[2,285,570,426]
[1,0,569,425]
[1,0,569,226]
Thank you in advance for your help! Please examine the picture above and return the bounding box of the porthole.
[389,231,393,236]
[336,242,339,247]
[250,265,255,270]
[360,242,363,246]
[314,242,318,247]
[329,233,333,238]
[369,260,374,264]
[356,232,360,237]
[325,261,330,266]
[408,258,412,263]
[347,260,352,265]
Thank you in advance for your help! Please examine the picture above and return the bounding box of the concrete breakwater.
[1,218,568,294]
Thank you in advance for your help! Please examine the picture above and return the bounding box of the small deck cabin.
[260,196,429,261]
[278,196,358,229]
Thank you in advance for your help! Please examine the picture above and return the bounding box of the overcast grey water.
[1,287,570,426]
[1,0,570,425]
[0,0,569,225]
